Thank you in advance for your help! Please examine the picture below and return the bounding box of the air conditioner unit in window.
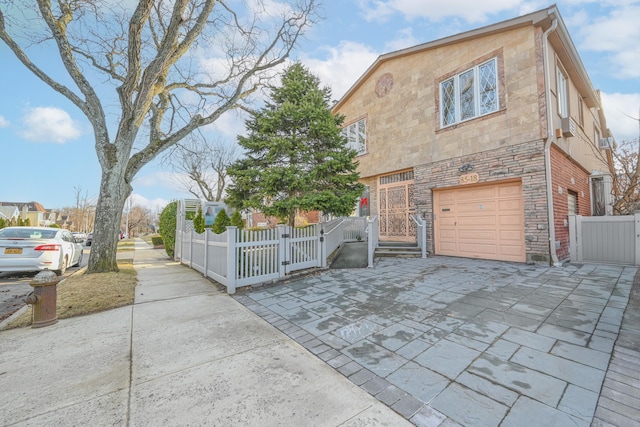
[599,137,613,150]
[561,117,576,137]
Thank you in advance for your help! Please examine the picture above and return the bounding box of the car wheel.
[55,255,67,276]
[73,250,83,267]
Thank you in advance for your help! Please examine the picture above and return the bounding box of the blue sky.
[1,0,639,212]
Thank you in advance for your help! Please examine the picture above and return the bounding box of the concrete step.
[375,245,422,258]
[378,242,418,248]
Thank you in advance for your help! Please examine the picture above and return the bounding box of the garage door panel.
[434,181,525,263]
[440,242,458,252]
[457,216,495,226]
[499,185,522,197]
[499,230,523,241]
[439,192,457,202]
[439,217,457,226]
[458,243,498,255]
[439,229,457,239]
[458,230,497,240]
[461,187,497,200]
[498,214,524,226]
[457,202,497,213]
[500,244,525,254]
[498,199,522,210]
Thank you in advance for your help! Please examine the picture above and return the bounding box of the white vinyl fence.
[367,216,379,268]
[569,213,640,266]
[175,201,368,293]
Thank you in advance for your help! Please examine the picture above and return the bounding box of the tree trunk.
[87,163,131,273]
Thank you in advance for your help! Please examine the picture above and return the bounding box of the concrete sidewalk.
[1,240,408,426]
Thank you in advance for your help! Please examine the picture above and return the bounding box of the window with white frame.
[440,58,498,127]
[557,67,568,118]
[342,118,366,155]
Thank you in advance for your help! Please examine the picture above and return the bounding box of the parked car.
[0,227,83,275]
[86,232,93,246]
[72,232,87,244]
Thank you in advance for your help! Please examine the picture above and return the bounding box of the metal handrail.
[409,214,427,259]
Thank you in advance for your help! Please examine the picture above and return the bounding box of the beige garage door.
[434,181,525,262]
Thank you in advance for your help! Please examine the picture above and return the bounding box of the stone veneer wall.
[413,139,551,265]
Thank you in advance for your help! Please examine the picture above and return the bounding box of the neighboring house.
[0,201,56,226]
[333,5,614,265]
[0,206,19,223]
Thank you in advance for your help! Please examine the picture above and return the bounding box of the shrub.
[230,211,244,229]
[159,201,178,258]
[193,206,205,233]
[212,209,231,234]
[151,236,164,247]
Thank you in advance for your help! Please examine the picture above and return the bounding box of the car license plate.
[4,248,22,254]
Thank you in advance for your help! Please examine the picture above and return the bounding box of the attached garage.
[434,180,526,262]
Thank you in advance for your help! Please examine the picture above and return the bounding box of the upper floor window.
[342,118,366,156]
[557,67,568,118]
[577,97,584,127]
[440,58,498,127]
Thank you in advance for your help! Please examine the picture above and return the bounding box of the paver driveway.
[234,256,636,426]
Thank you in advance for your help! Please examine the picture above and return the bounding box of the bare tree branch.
[0,0,318,273]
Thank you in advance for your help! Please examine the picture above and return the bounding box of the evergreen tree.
[226,63,364,226]
[230,211,244,229]
[193,207,205,233]
[212,209,231,234]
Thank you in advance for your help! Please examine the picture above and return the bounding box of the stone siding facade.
[413,139,550,264]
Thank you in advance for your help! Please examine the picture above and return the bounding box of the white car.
[0,227,84,275]
[71,232,87,244]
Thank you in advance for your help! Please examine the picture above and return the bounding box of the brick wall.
[414,139,551,264]
[550,144,591,261]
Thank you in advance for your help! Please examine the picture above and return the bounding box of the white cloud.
[302,41,380,99]
[576,5,640,79]
[358,0,523,23]
[135,171,187,193]
[384,27,421,52]
[205,109,248,140]
[19,107,82,144]
[0,116,9,127]
[601,92,640,142]
[129,193,171,214]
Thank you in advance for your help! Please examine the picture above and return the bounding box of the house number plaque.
[459,173,479,185]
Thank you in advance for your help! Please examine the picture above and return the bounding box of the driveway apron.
[234,257,636,426]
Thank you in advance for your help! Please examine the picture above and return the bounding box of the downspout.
[542,12,561,266]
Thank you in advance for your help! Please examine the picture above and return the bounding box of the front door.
[379,170,416,242]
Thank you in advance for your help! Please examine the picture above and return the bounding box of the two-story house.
[334,5,614,265]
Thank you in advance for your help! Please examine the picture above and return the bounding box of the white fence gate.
[569,213,640,266]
